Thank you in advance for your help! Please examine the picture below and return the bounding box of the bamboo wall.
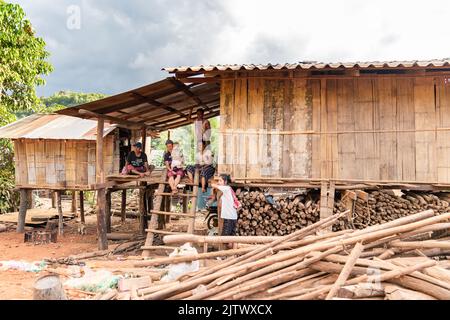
[218,75,450,183]
[14,132,120,189]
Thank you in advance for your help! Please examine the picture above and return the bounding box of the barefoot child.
[211,174,240,241]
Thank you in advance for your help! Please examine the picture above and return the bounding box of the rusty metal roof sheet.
[164,58,450,73]
[0,114,116,140]
[57,77,220,131]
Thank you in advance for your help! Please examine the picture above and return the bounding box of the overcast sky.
[11,0,450,97]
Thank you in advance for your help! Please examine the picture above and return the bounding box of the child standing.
[211,174,239,237]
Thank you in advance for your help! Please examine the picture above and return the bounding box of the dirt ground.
[0,202,146,300]
[0,196,208,300]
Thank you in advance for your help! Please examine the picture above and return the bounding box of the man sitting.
[121,142,153,177]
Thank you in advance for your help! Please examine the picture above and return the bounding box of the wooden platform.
[0,208,75,225]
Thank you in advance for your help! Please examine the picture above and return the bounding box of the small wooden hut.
[0,114,120,190]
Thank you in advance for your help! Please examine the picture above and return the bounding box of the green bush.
[0,139,19,214]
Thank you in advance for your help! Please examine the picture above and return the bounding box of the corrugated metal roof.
[57,77,220,131]
[0,114,116,140]
[164,58,450,73]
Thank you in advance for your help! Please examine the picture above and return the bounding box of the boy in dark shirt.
[121,142,152,177]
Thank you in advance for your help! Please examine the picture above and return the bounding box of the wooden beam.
[130,92,189,120]
[156,110,220,130]
[177,77,221,84]
[168,78,211,112]
[96,119,108,250]
[121,95,219,121]
[78,109,145,129]
[92,86,184,114]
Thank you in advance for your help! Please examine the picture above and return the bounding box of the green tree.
[0,0,53,124]
[0,1,53,213]
[40,91,107,113]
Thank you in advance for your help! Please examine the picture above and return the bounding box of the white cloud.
[9,0,450,96]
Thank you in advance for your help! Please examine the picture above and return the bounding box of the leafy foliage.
[0,138,18,213]
[0,0,53,114]
[40,91,107,113]
[149,116,220,167]
[0,1,53,213]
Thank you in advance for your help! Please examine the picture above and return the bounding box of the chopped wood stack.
[126,209,450,300]
[236,190,320,236]
[333,190,450,231]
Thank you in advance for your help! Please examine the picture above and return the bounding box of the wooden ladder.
[141,168,200,257]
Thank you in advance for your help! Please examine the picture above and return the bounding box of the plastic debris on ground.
[161,243,200,282]
[64,267,121,293]
[0,260,47,272]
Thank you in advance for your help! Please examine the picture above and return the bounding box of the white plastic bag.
[63,267,121,293]
[0,260,46,272]
[161,243,199,282]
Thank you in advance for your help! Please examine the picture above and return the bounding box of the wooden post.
[106,190,112,233]
[27,190,33,209]
[327,181,336,229]
[188,168,200,234]
[139,127,148,235]
[96,119,108,250]
[139,188,146,235]
[121,190,127,223]
[71,191,77,213]
[142,169,167,257]
[79,191,85,224]
[17,189,28,233]
[182,196,188,215]
[165,194,171,224]
[320,181,329,220]
[57,191,63,236]
[51,191,56,208]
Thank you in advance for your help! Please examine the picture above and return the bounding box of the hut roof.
[57,77,220,131]
[0,114,116,140]
[164,58,450,73]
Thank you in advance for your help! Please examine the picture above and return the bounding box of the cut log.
[33,275,67,300]
[337,283,385,299]
[325,242,364,300]
[118,276,152,292]
[107,233,135,241]
[384,284,437,300]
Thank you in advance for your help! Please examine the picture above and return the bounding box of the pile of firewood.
[333,190,450,231]
[235,190,320,236]
[123,209,450,300]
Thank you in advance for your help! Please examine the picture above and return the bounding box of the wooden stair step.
[154,192,196,197]
[159,181,197,186]
[150,210,195,218]
[145,229,187,235]
[140,245,177,251]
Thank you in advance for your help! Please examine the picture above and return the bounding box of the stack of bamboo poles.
[125,209,450,300]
